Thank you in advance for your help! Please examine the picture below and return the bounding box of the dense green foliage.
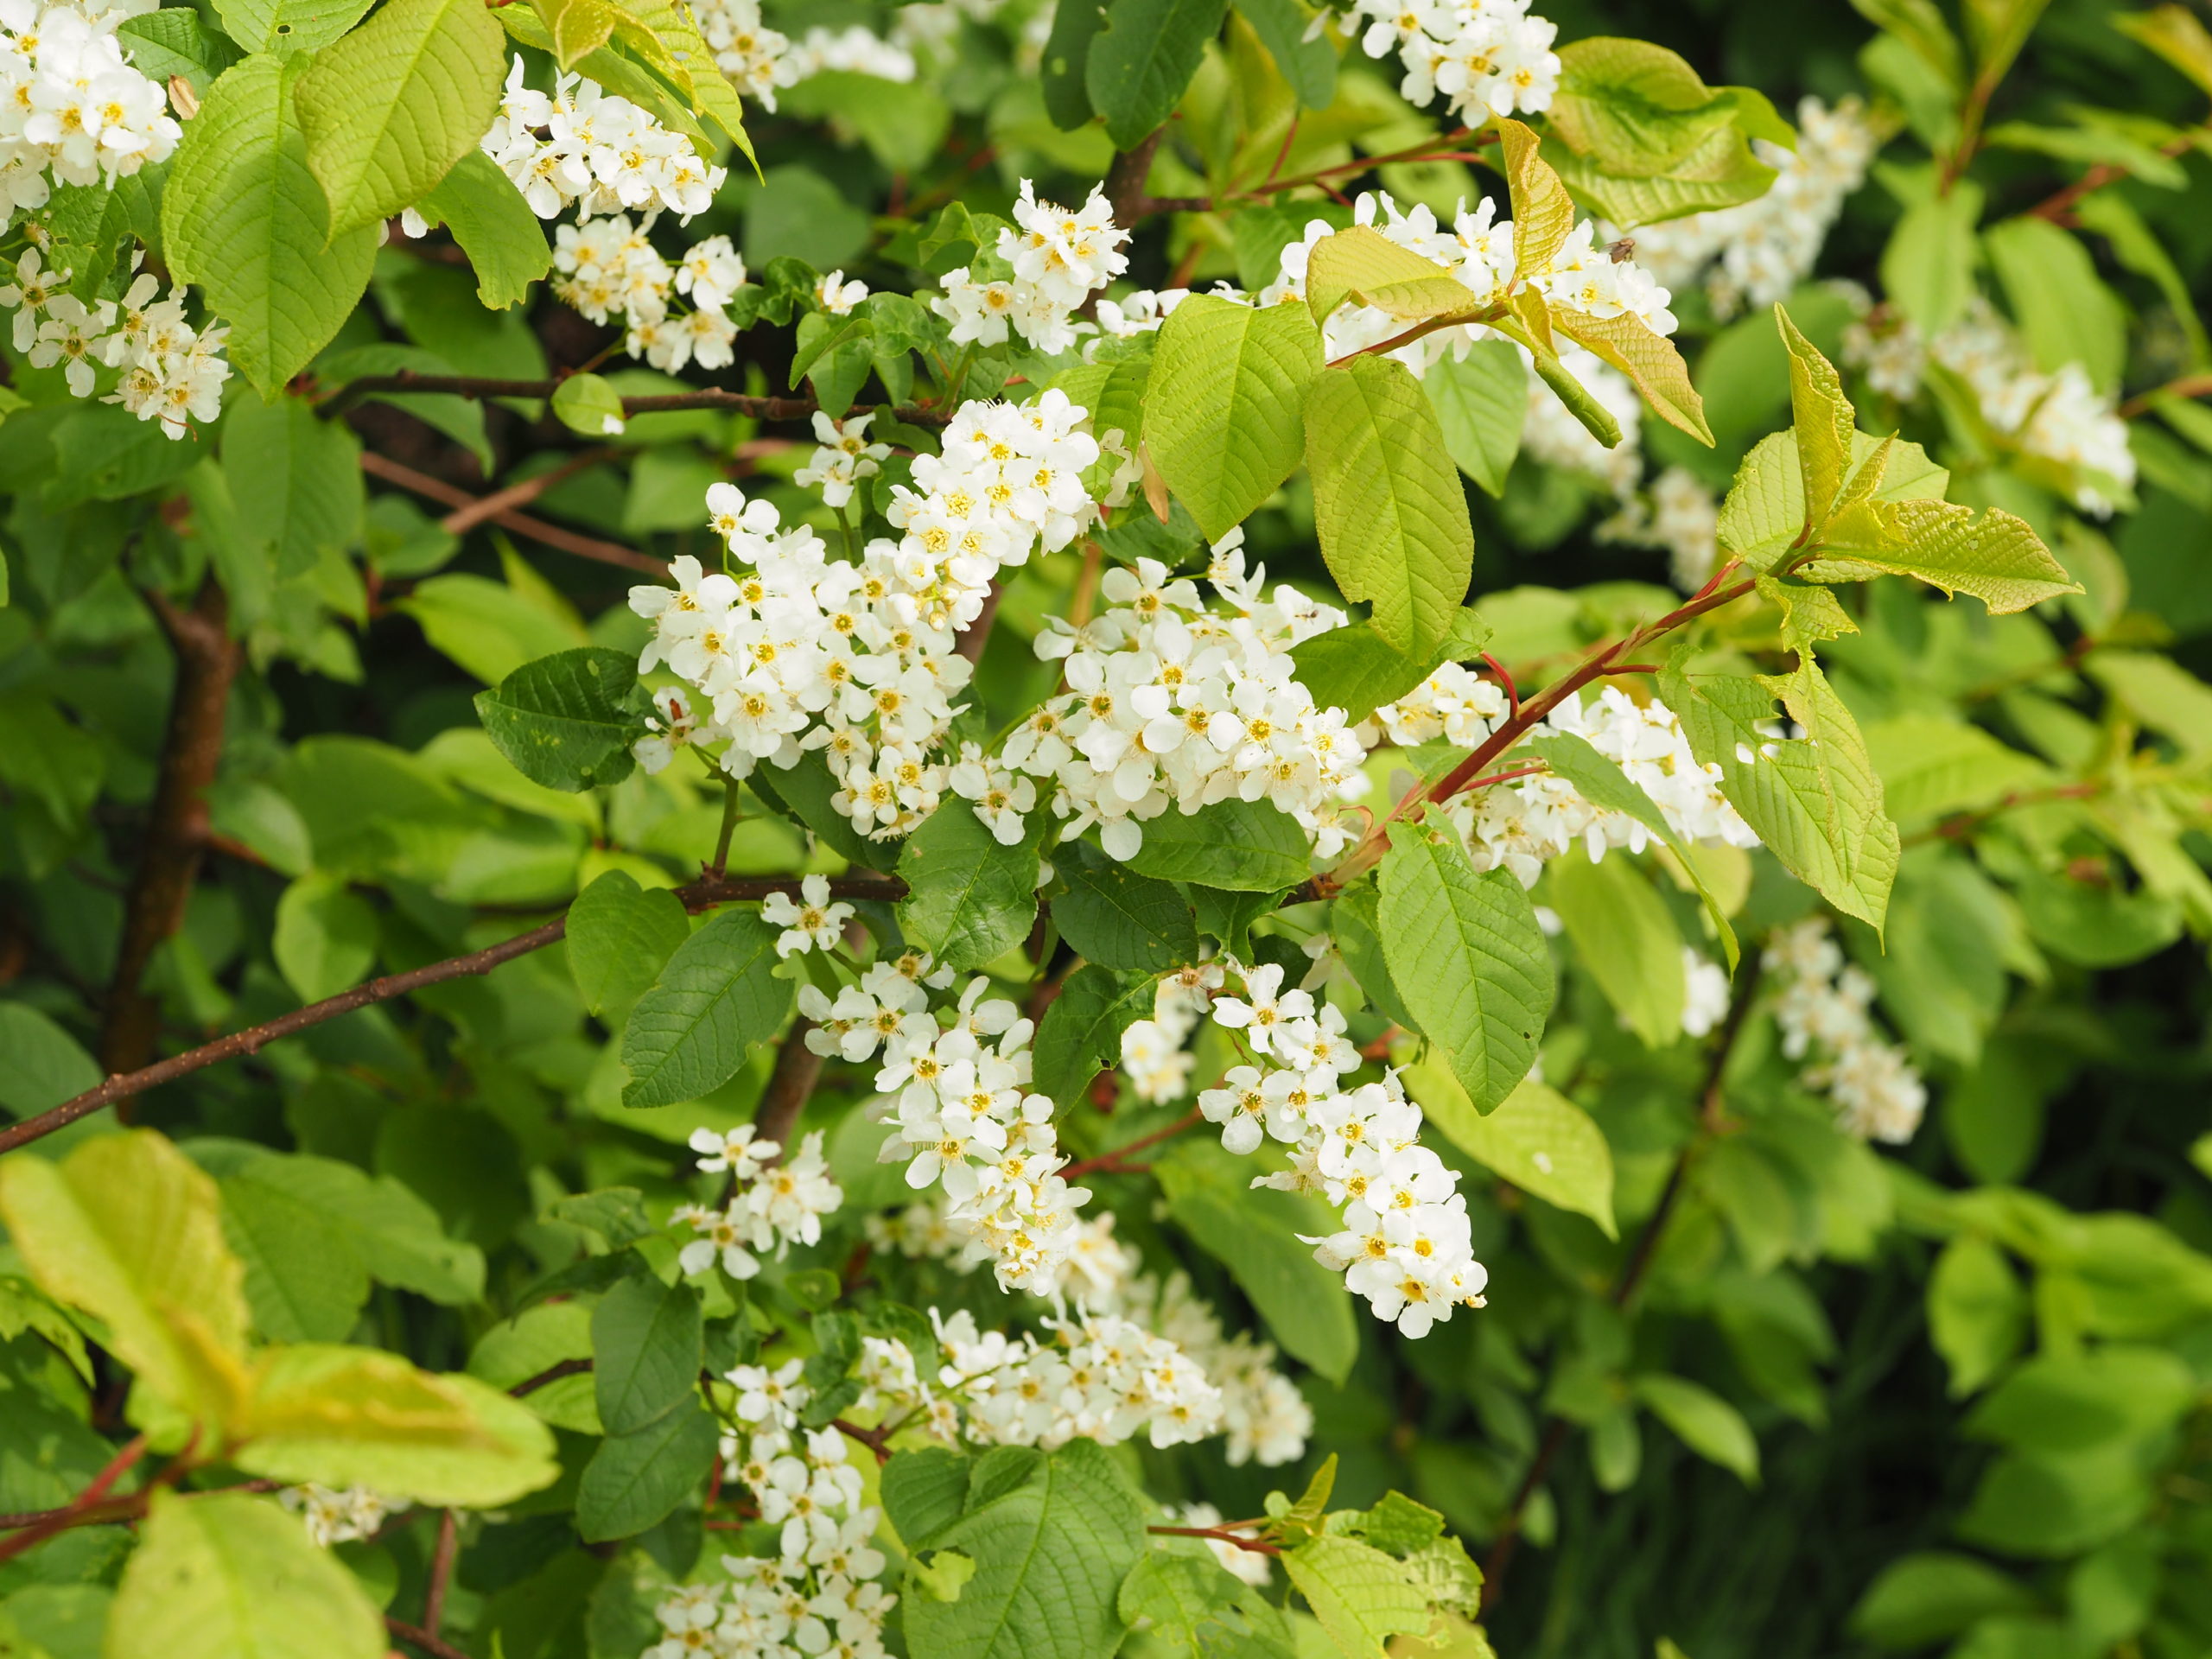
[1,0,2211,1656]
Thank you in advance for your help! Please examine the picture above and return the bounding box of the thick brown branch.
[754,1020,827,1158]
[324,371,953,428]
[1104,126,1172,228]
[423,1510,459,1637]
[0,874,904,1155]
[832,1418,893,1465]
[101,581,241,1079]
[361,452,668,575]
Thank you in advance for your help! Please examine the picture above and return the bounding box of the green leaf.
[0,1130,251,1430]
[162,54,378,397]
[219,392,365,580]
[1377,821,1553,1112]
[272,872,378,1003]
[552,372,629,437]
[1053,842,1198,971]
[567,869,691,1014]
[1281,1534,1432,1659]
[473,646,642,792]
[1864,715,2053,826]
[1406,1069,1617,1239]
[1123,799,1313,891]
[753,751,903,873]
[293,0,506,236]
[1118,1553,1296,1658]
[1662,653,1897,932]
[1716,428,1948,569]
[1880,183,1982,334]
[1802,499,2081,614]
[1031,965,1157,1108]
[1084,0,1230,150]
[1331,876,1421,1033]
[224,1150,486,1306]
[1850,1553,2039,1649]
[1543,37,1756,174]
[1631,1374,1760,1484]
[1544,847,1686,1049]
[232,1344,561,1506]
[1528,730,1738,968]
[1424,339,1527,497]
[1304,227,1482,325]
[219,1171,371,1343]
[2085,649,2212,755]
[1966,1348,2198,1452]
[576,1395,721,1542]
[620,909,793,1109]
[1550,304,1713,445]
[1497,118,1577,277]
[1929,1235,2029,1397]
[1305,354,1476,655]
[416,149,553,309]
[108,1491,385,1659]
[1157,1142,1359,1382]
[591,1274,703,1437]
[1982,215,2126,393]
[1144,294,1323,542]
[2113,3,2212,97]
[1233,0,1335,108]
[468,1302,599,1433]
[118,8,244,95]
[896,804,1044,973]
[1289,609,1491,725]
[1040,0,1107,129]
[213,0,375,56]
[0,1004,97,1122]
[882,1446,974,1548]
[901,1439,1148,1659]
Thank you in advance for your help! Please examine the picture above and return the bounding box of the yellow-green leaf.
[1305,226,1484,325]
[1406,1068,1618,1239]
[1498,118,1576,277]
[1550,303,1713,444]
[0,1130,252,1433]
[1283,1534,1433,1659]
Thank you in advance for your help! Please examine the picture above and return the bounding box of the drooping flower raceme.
[1625,98,1878,318]
[931,180,1133,354]
[673,1125,843,1281]
[1345,0,1563,126]
[0,0,179,214]
[1764,918,1927,1143]
[549,214,746,372]
[480,58,725,222]
[0,255,231,438]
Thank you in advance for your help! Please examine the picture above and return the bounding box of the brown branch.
[1104,126,1172,228]
[511,1357,594,1397]
[100,582,240,1080]
[1479,951,1766,1613]
[361,452,667,575]
[832,1418,893,1465]
[754,1021,827,1160]
[387,1618,474,1659]
[441,448,614,535]
[423,1510,459,1638]
[2119,372,2212,420]
[323,371,953,428]
[0,1435,147,1564]
[1148,1523,1283,1554]
[1063,1106,1203,1179]
[2027,133,2193,223]
[0,874,904,1155]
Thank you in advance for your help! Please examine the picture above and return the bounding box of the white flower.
[817,269,868,313]
[761,874,855,957]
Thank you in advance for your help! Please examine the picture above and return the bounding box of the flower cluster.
[785,23,917,82]
[1366,682,1760,887]
[1626,99,1878,318]
[919,1305,1227,1449]
[794,412,891,510]
[689,0,916,111]
[0,0,178,216]
[1843,295,2135,516]
[1346,0,1561,126]
[664,1377,895,1659]
[932,181,1132,354]
[1008,534,1372,861]
[673,1124,843,1282]
[1764,918,1926,1143]
[548,214,747,372]
[279,1484,399,1548]
[480,58,724,222]
[1117,969,1217,1105]
[1270,190,1678,375]
[0,256,230,438]
[1600,464,1723,590]
[1186,959,1491,1338]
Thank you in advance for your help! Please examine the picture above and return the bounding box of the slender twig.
[710,779,744,877]
[1063,1106,1203,1179]
[1905,780,2105,848]
[441,448,613,535]
[387,1618,474,1659]
[510,1357,593,1397]
[1147,1524,1281,1555]
[361,452,667,575]
[2119,373,2212,419]
[0,1436,147,1564]
[0,874,904,1155]
[423,1510,459,1638]
[324,371,952,428]
[2026,132,2194,223]
[832,1419,893,1465]
[102,581,240,1078]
